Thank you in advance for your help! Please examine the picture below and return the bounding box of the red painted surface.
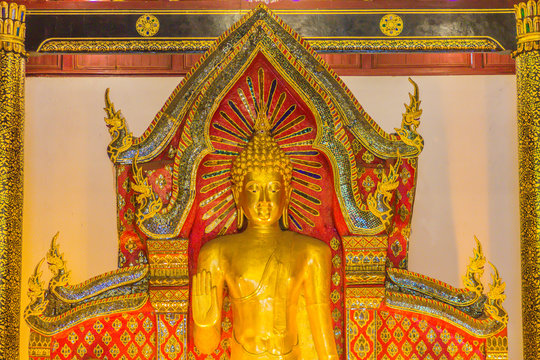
[27,53,516,76]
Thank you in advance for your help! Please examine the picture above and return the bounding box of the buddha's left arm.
[303,241,339,360]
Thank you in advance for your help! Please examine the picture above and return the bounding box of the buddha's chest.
[224,243,301,299]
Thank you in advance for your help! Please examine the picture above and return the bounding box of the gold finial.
[463,236,486,297]
[24,258,48,318]
[103,88,133,163]
[254,104,271,133]
[395,78,423,153]
[46,232,70,289]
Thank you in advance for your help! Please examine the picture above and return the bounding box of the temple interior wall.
[21,75,521,359]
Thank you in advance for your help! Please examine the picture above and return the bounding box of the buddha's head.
[231,111,293,229]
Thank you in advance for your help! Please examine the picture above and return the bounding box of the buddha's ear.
[281,185,292,230]
[231,186,240,204]
[231,187,244,229]
[281,205,289,230]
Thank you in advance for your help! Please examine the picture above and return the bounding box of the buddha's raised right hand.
[192,270,219,328]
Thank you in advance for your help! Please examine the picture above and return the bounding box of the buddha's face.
[236,169,288,227]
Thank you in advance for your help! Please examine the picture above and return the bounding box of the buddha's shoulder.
[199,235,229,254]
[287,231,330,253]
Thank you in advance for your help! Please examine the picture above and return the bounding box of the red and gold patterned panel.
[48,302,157,360]
[387,158,418,268]
[116,164,148,268]
[376,306,485,360]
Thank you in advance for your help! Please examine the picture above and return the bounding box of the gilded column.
[0,2,25,358]
[515,2,540,359]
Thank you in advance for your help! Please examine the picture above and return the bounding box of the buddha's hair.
[231,129,293,192]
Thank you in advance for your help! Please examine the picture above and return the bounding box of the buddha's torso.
[206,230,321,359]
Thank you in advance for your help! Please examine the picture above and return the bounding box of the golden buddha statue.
[192,111,338,360]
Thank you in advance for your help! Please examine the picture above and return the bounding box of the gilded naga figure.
[192,109,338,360]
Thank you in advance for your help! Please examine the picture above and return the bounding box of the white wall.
[21,76,521,359]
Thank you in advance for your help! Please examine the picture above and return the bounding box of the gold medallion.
[379,14,403,37]
[136,14,160,37]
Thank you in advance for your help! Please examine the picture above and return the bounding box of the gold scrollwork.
[104,88,133,163]
[38,39,215,53]
[485,262,508,326]
[395,78,424,154]
[46,232,71,289]
[367,154,401,228]
[131,152,163,225]
[308,38,500,52]
[36,38,501,54]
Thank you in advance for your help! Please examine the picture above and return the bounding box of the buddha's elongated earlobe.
[281,186,292,229]
[281,205,289,229]
[232,187,244,229]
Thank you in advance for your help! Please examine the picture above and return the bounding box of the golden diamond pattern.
[85,331,95,345]
[110,344,120,357]
[103,332,112,346]
[330,237,340,250]
[93,320,104,334]
[142,343,153,359]
[76,343,87,358]
[128,343,138,358]
[135,331,146,346]
[143,317,153,332]
[330,289,340,303]
[94,344,104,358]
[387,342,399,357]
[60,344,71,358]
[332,272,340,286]
[433,342,442,356]
[127,317,138,332]
[393,327,404,342]
[120,330,132,346]
[332,254,342,268]
[67,332,78,344]
[112,318,123,332]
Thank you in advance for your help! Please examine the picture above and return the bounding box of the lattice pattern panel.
[50,304,157,360]
[376,308,484,360]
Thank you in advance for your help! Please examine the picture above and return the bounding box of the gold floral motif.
[308,38,499,52]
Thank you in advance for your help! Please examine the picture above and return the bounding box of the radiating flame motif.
[200,67,323,235]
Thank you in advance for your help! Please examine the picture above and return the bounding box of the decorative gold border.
[35,37,502,53]
[27,8,513,16]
